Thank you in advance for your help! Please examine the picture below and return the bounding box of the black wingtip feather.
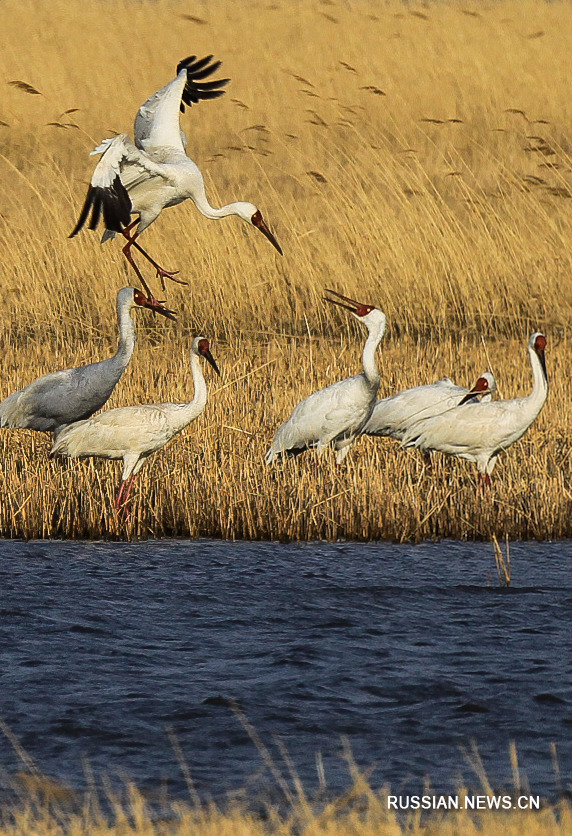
[69,185,95,238]
[69,177,132,237]
[101,175,132,232]
[177,53,229,112]
[88,192,102,230]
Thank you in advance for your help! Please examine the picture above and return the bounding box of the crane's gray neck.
[110,300,136,371]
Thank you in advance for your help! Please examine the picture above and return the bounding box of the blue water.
[0,539,571,803]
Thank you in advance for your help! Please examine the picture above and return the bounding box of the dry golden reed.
[0,0,570,540]
[1,770,571,836]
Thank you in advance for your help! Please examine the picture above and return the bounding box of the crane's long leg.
[120,228,156,302]
[477,472,492,493]
[114,474,136,517]
[131,240,188,291]
[115,480,127,512]
[123,474,136,507]
[121,226,187,292]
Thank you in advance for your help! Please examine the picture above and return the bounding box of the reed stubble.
[0,0,570,540]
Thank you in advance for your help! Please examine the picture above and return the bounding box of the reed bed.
[0,330,569,540]
[0,0,570,539]
[0,768,570,836]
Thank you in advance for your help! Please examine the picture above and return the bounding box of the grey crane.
[0,287,174,434]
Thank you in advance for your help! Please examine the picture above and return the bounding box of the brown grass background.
[0,0,571,539]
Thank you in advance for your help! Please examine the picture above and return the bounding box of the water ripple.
[0,538,571,801]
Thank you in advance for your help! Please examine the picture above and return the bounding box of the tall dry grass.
[0,0,570,539]
[1,766,570,836]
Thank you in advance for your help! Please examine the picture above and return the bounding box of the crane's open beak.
[458,376,489,406]
[251,212,283,255]
[323,288,374,317]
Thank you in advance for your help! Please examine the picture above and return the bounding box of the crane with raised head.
[400,333,548,487]
[266,289,386,465]
[69,55,282,304]
[50,336,219,513]
[0,287,174,434]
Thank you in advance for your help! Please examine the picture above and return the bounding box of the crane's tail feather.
[69,176,132,237]
[178,54,230,113]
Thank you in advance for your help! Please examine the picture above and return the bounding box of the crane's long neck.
[110,301,136,372]
[361,324,384,392]
[526,345,548,417]
[190,179,244,221]
[171,352,209,434]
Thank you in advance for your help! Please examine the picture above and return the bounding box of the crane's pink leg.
[477,472,492,494]
[115,480,127,512]
[114,474,136,518]
[131,240,187,291]
[120,227,157,303]
[120,225,186,292]
[122,474,136,507]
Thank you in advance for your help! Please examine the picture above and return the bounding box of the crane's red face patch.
[354,304,375,317]
[535,334,547,354]
[133,289,146,306]
[474,376,489,392]
[323,289,377,317]
[198,339,210,355]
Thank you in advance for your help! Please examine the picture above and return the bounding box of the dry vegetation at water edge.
[1,771,571,836]
[0,0,571,539]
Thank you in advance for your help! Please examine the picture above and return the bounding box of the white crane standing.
[0,288,174,434]
[69,55,282,304]
[50,336,219,512]
[362,371,497,441]
[400,333,548,487]
[266,289,386,464]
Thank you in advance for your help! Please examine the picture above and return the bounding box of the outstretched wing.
[134,55,229,153]
[69,134,171,237]
[178,54,229,112]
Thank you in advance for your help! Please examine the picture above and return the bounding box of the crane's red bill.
[324,289,375,317]
[197,339,220,375]
[251,211,282,255]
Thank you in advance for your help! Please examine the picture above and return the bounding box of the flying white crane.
[266,289,386,464]
[69,55,282,303]
[400,333,548,486]
[362,371,497,441]
[50,336,219,512]
[0,287,174,434]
